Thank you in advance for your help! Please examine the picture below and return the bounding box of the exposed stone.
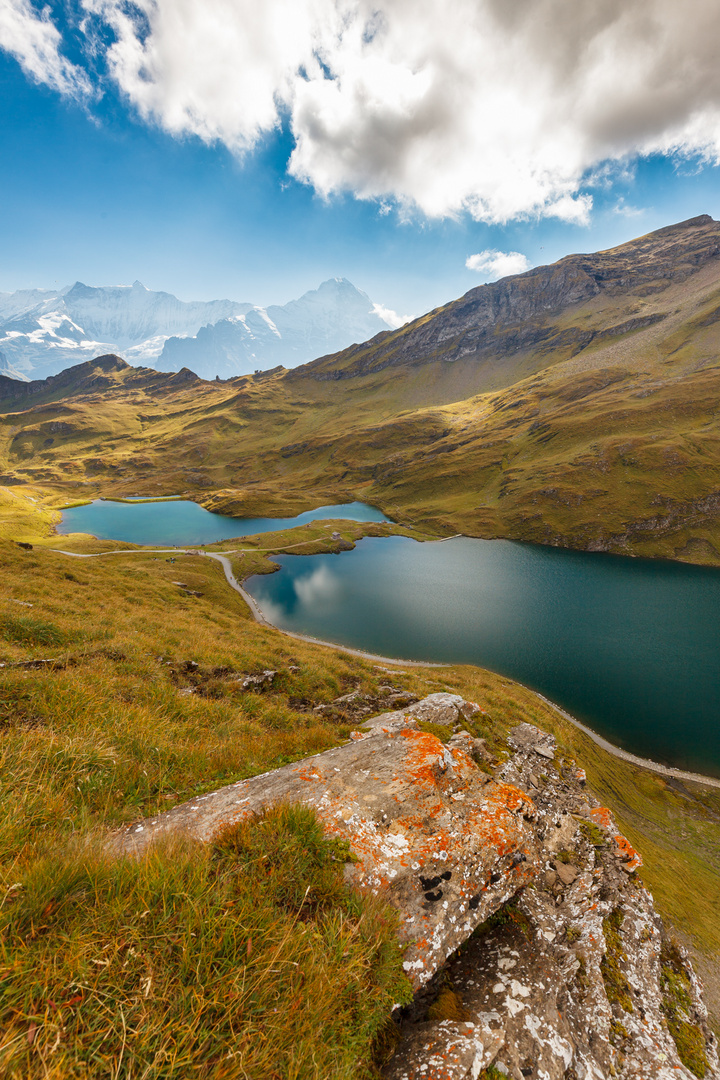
[110,697,719,1078]
[113,699,538,988]
[364,692,480,733]
[238,669,276,690]
[508,721,556,760]
[332,689,363,705]
[553,861,578,886]
[383,1017,504,1080]
[384,721,719,1080]
[447,730,493,765]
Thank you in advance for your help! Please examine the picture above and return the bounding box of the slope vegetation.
[2,216,720,562]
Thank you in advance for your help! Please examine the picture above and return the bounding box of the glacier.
[0,278,400,381]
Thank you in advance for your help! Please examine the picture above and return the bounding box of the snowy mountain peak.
[0,277,403,381]
[63,281,98,301]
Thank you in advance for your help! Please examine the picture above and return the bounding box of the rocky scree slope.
[298,215,720,387]
[114,693,719,1080]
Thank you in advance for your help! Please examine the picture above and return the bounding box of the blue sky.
[2,1,720,318]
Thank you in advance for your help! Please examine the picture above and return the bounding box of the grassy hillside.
[0,505,718,1076]
[3,219,720,562]
[2,216,720,1072]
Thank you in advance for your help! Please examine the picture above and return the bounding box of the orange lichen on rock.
[590,806,614,830]
[613,833,643,872]
[114,697,539,988]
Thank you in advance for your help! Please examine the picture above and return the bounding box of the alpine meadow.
[3,1,720,1076]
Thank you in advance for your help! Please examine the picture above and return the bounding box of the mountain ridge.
[0,276,395,381]
[3,215,720,565]
[294,214,720,392]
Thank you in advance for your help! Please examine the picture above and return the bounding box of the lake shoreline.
[236,553,720,791]
[53,537,720,791]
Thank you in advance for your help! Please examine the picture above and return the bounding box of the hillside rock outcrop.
[115,693,539,987]
[114,695,719,1079]
[384,720,719,1080]
[299,214,720,381]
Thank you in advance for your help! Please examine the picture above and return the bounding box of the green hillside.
[2,215,720,563]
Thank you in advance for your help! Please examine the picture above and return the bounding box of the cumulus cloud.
[372,302,411,329]
[466,250,531,279]
[0,0,90,96]
[6,1,720,222]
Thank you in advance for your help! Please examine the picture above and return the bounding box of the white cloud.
[0,0,90,96]
[7,1,720,223]
[372,302,411,329]
[466,251,531,279]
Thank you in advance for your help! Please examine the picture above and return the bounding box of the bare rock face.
[362,692,480,733]
[304,215,720,381]
[114,696,537,988]
[113,695,719,1078]
[384,722,720,1080]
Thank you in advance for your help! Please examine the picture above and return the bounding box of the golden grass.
[1,807,410,1080]
[0,471,718,1064]
[0,538,422,1076]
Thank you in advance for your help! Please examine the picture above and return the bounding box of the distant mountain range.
[0,277,398,381]
[3,215,720,566]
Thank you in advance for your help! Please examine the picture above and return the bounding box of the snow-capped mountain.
[0,278,399,381]
[156,278,395,377]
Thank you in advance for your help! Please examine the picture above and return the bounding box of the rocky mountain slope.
[0,277,394,380]
[300,214,720,393]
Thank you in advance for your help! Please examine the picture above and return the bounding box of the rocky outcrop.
[296,215,720,381]
[115,693,539,987]
[114,695,719,1079]
[384,721,719,1080]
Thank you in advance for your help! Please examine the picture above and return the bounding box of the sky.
[2,0,720,320]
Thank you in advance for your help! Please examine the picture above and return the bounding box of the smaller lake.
[245,535,720,777]
[58,499,388,546]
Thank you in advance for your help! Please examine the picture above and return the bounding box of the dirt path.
[52,545,720,790]
[52,546,441,668]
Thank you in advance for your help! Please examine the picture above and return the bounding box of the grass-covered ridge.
[5,218,720,563]
[0,525,718,1070]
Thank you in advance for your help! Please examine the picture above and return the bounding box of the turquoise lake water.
[245,535,720,776]
[58,499,388,546]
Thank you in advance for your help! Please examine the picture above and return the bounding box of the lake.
[245,535,720,777]
[58,499,388,546]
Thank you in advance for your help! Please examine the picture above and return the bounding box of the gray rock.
[238,669,276,690]
[385,721,720,1080]
[383,1016,504,1080]
[113,697,538,989]
[108,702,719,1079]
[508,722,556,760]
[364,692,481,733]
[448,730,493,765]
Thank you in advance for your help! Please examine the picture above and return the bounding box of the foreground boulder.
[115,695,537,986]
[384,722,720,1080]
[114,698,720,1078]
